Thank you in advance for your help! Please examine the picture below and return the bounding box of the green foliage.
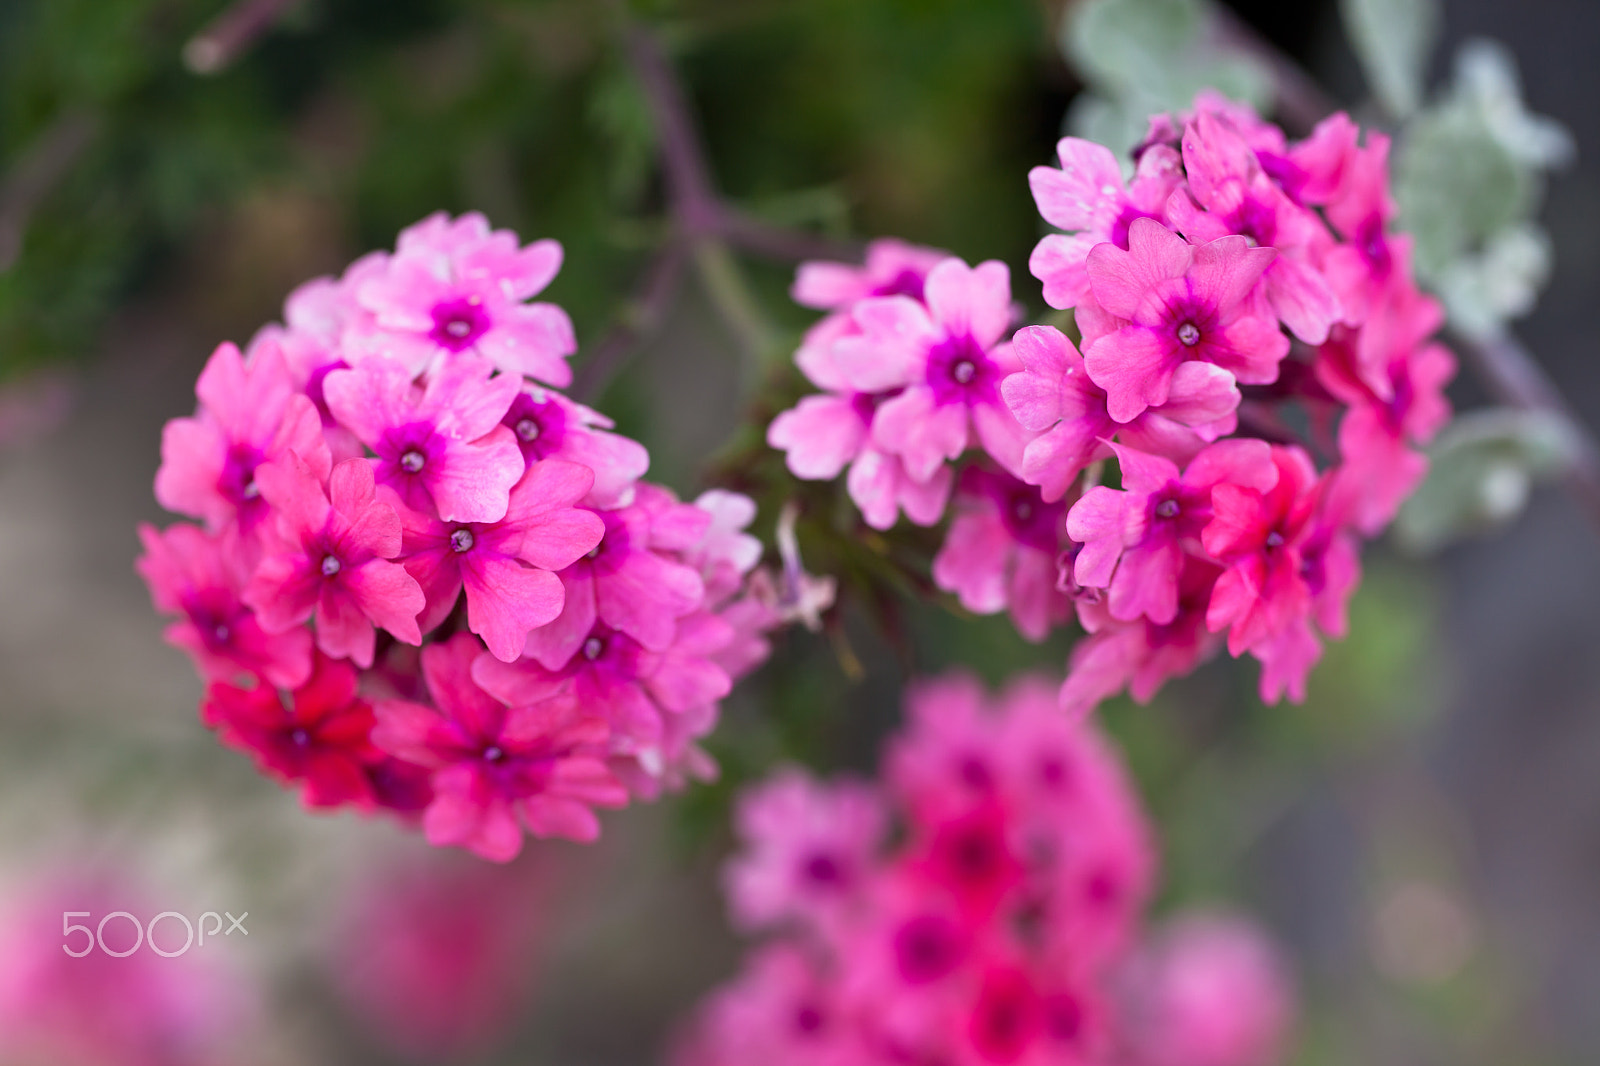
[1398,407,1579,552]
[1339,0,1439,119]
[1063,0,1270,159]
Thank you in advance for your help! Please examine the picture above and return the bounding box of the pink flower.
[137,521,313,689]
[724,766,886,933]
[792,237,947,311]
[1059,558,1225,716]
[372,635,627,859]
[328,858,550,1059]
[352,211,577,384]
[932,465,1071,641]
[1067,440,1277,625]
[1082,218,1284,423]
[154,338,330,540]
[1201,445,1325,657]
[475,612,733,773]
[244,455,425,668]
[522,487,708,667]
[1029,136,1185,309]
[397,459,604,662]
[202,653,383,810]
[1171,111,1341,344]
[499,385,650,508]
[1123,914,1296,1066]
[687,489,766,608]
[323,353,524,524]
[1002,324,1239,502]
[671,943,865,1066]
[832,257,1032,480]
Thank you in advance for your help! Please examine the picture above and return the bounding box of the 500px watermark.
[62,910,248,957]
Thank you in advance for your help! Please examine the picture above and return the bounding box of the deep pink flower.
[323,352,524,523]
[371,635,627,859]
[686,489,765,607]
[397,458,603,662]
[137,521,313,689]
[1067,439,1277,625]
[724,767,886,933]
[244,455,425,668]
[1083,218,1284,423]
[203,653,383,810]
[831,257,1032,479]
[1201,445,1325,657]
[475,612,733,774]
[1002,324,1239,501]
[1059,558,1225,716]
[521,488,708,667]
[352,211,576,384]
[932,465,1071,641]
[1029,137,1185,309]
[499,386,650,508]
[1171,111,1341,344]
[155,338,330,540]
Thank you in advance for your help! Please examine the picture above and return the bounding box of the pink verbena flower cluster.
[769,96,1454,707]
[673,674,1294,1066]
[140,212,781,862]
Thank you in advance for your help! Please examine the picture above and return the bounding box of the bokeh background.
[0,1,1597,1063]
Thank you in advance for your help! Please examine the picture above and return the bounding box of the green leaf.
[1340,0,1440,118]
[1434,223,1552,338]
[1396,408,1578,552]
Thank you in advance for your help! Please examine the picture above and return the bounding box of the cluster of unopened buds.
[140,212,794,861]
[675,674,1294,1066]
[770,93,1455,707]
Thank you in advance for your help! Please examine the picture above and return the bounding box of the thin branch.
[571,240,688,402]
[0,112,99,272]
[1203,1,1600,535]
[184,0,306,75]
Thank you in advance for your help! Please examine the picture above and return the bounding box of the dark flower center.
[951,358,977,385]
[802,852,844,885]
[1176,321,1201,347]
[1155,498,1180,519]
[450,528,475,553]
[583,636,605,661]
[289,728,310,747]
[400,449,426,474]
[893,914,963,984]
[429,296,492,352]
[320,555,341,577]
[483,745,505,762]
[515,417,540,442]
[1265,530,1285,549]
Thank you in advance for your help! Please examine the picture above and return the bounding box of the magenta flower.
[351,211,577,384]
[245,455,425,668]
[1002,324,1240,501]
[475,612,733,776]
[671,944,863,1066]
[723,766,886,933]
[792,237,947,311]
[499,385,650,508]
[1028,136,1184,309]
[1082,218,1284,423]
[137,521,313,689]
[202,653,382,810]
[1067,439,1277,625]
[155,338,330,540]
[931,465,1071,641]
[1060,558,1225,716]
[371,635,627,859]
[1172,111,1342,344]
[1201,445,1326,657]
[521,488,709,667]
[1124,914,1296,1066]
[831,257,1032,480]
[1292,113,1402,327]
[397,458,604,662]
[323,353,524,523]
